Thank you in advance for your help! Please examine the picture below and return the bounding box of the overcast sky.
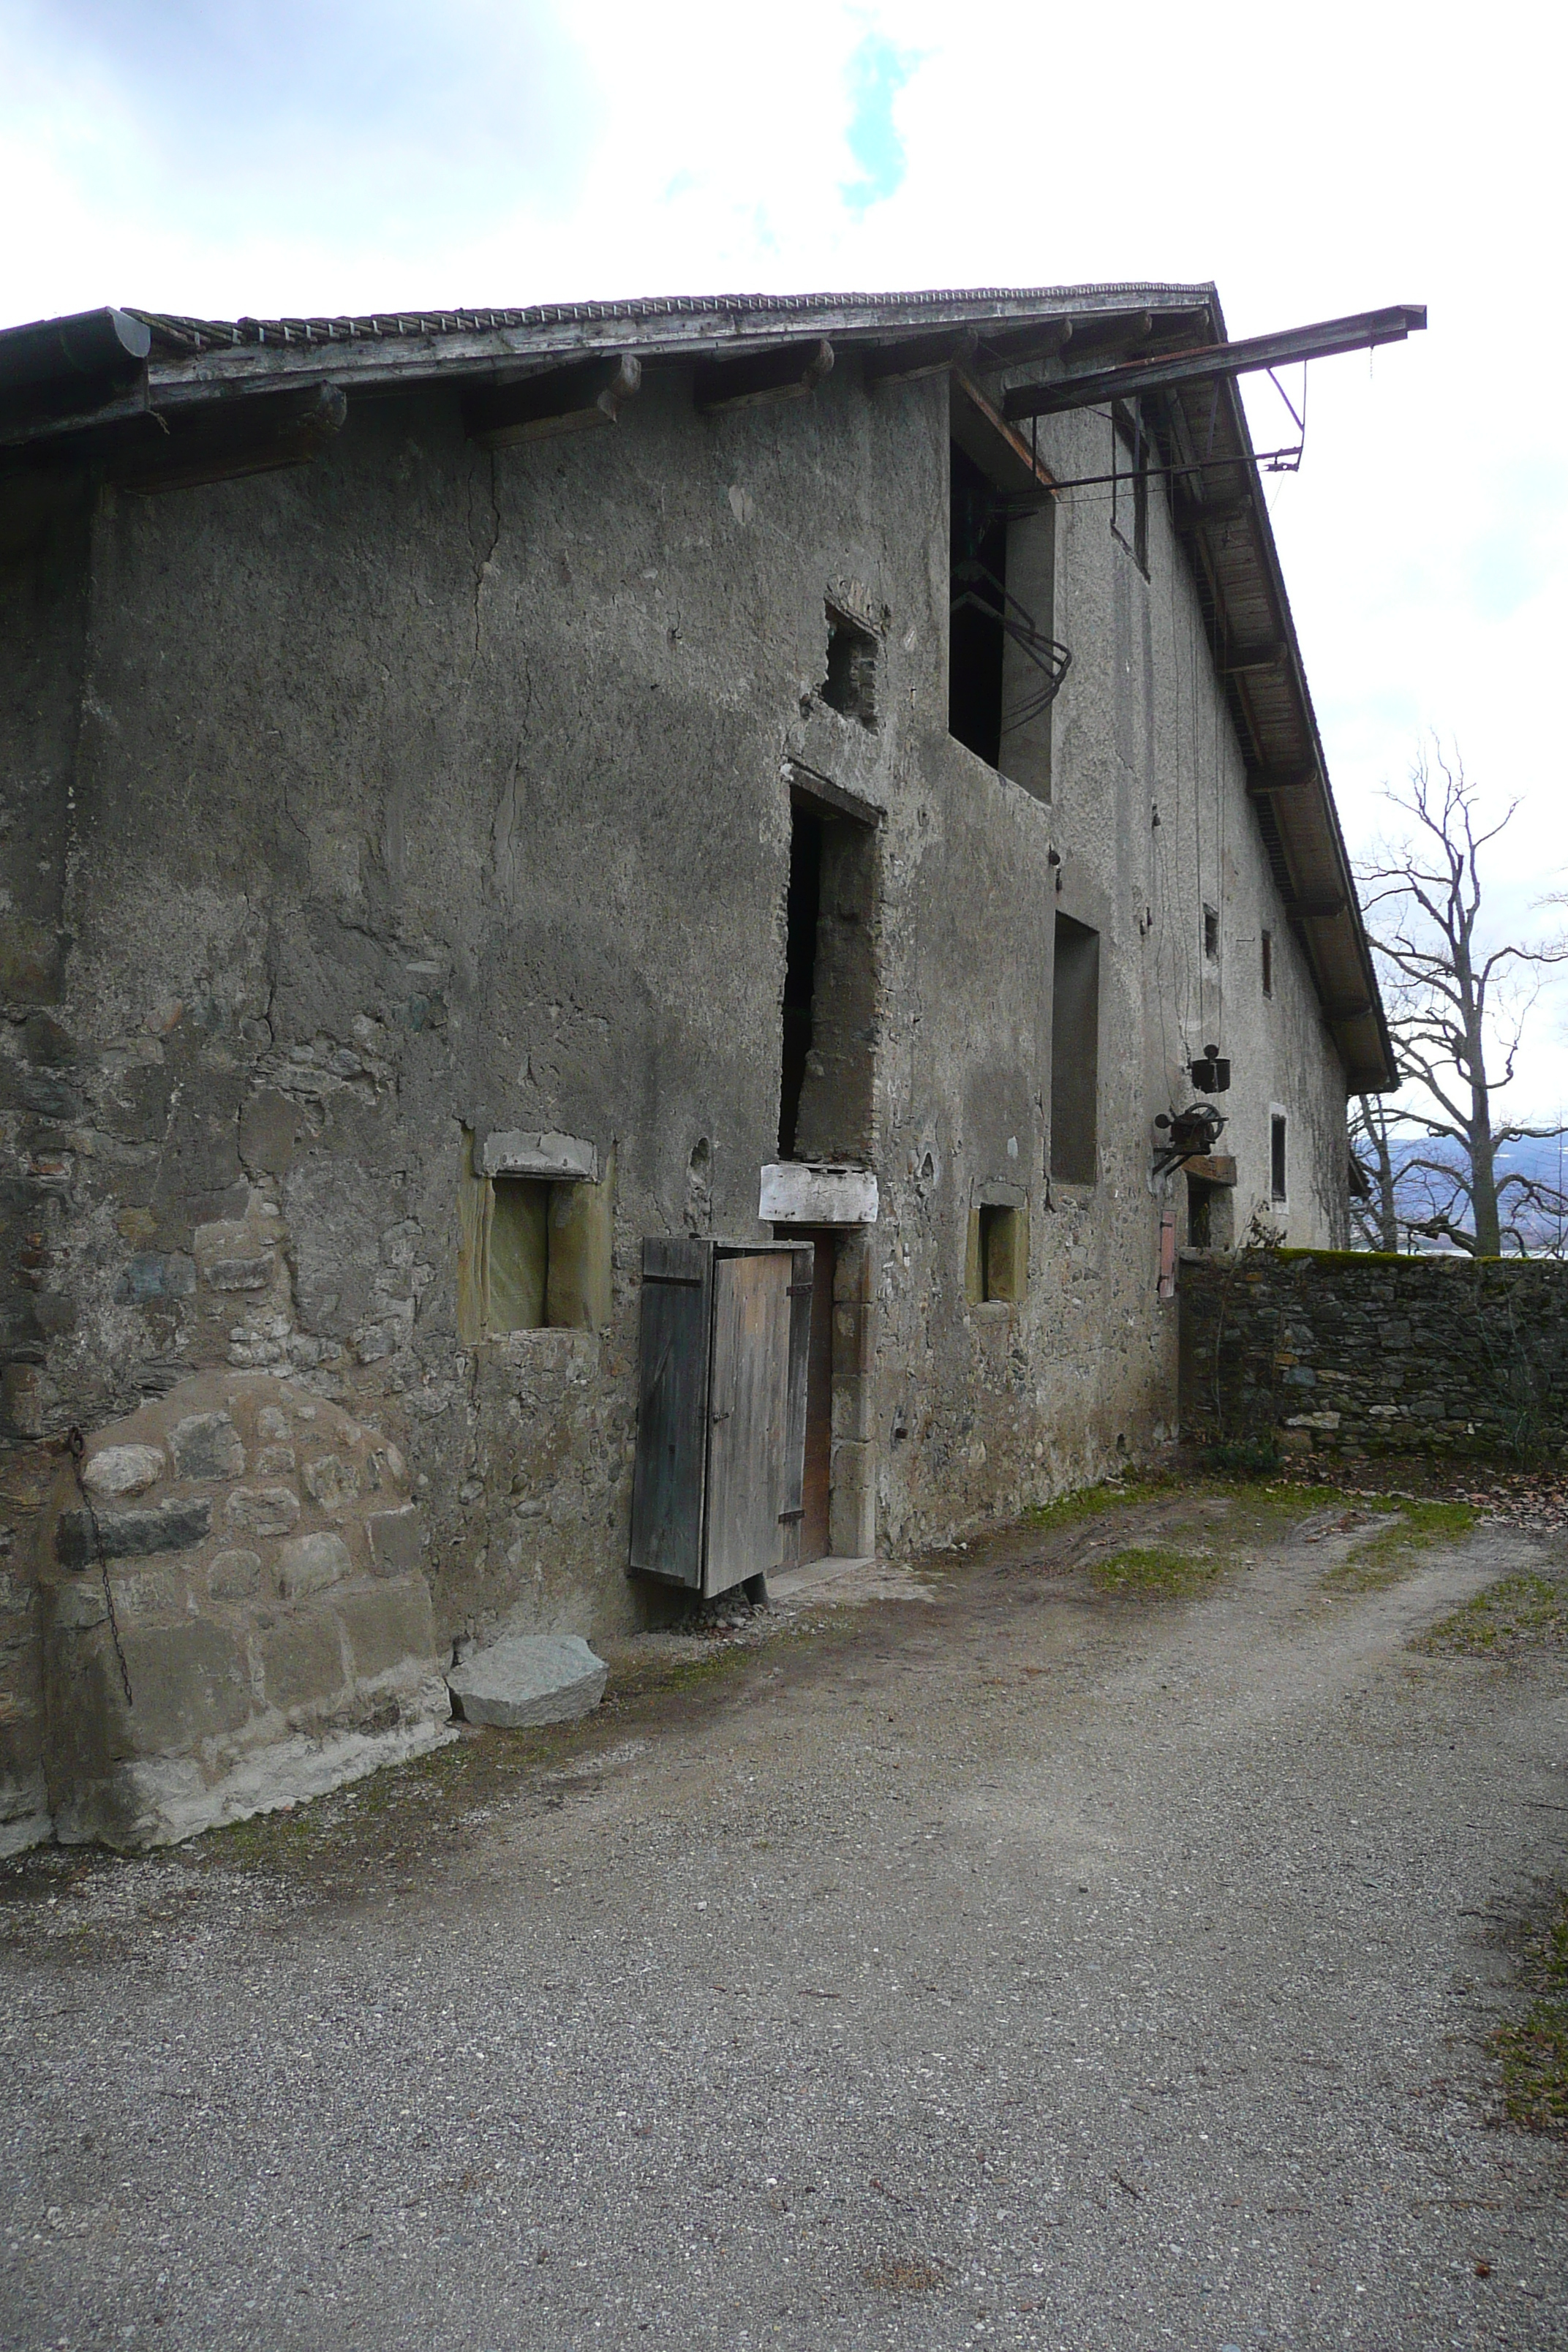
[4,0,1564,1115]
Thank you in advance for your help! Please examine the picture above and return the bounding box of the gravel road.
[4,1488,1567,2351]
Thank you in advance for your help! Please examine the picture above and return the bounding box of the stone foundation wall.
[1179,1248,1568,1459]
[9,1370,448,1852]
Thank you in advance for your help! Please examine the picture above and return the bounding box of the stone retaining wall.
[1178,1248,1568,1460]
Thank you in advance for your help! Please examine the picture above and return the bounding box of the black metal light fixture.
[1188,1044,1231,1094]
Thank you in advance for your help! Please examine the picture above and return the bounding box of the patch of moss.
[1325,1500,1477,1591]
[1090,1542,1223,1598]
[1024,1474,1175,1534]
[1417,1569,1567,1655]
[1491,1893,1568,2133]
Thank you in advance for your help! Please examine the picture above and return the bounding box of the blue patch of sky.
[840,31,920,217]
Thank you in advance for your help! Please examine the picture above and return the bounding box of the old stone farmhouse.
[0,283,1400,1849]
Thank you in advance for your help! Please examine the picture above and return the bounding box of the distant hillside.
[1362,1123,1568,1253]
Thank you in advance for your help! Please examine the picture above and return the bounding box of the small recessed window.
[1261,927,1273,997]
[489,1177,554,1330]
[1270,1112,1288,1205]
[978,1202,1025,1303]
[822,605,878,728]
[1203,905,1219,962]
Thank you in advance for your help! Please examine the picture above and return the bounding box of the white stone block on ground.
[447,1634,608,1729]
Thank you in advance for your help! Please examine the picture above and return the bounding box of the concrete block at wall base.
[448,1634,607,1729]
[50,1681,456,1852]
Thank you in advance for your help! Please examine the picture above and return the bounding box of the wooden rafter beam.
[693,339,833,414]
[863,329,977,388]
[1003,304,1426,421]
[463,354,641,447]
[111,381,347,495]
[1245,764,1318,799]
[949,369,1056,498]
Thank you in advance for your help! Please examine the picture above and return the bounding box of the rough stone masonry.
[1180,1248,1568,1459]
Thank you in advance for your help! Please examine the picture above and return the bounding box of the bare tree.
[1356,745,1568,1256]
[1347,1091,1401,1251]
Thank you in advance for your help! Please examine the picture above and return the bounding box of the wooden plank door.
[629,1237,713,1586]
[704,1251,792,1597]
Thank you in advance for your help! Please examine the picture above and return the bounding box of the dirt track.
[3,1482,1567,2350]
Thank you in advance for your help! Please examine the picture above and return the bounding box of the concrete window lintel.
[759,1162,879,1226]
[480,1130,598,1183]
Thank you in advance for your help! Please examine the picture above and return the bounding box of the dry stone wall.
[1179,1249,1568,1460]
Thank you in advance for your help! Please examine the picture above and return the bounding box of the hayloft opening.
[1261,927,1274,997]
[1049,913,1100,1186]
[1204,904,1219,962]
[949,442,1008,768]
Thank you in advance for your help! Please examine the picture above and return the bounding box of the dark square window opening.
[1203,904,1219,962]
[1049,913,1100,1186]
[822,605,879,728]
[1261,927,1274,997]
[1270,1112,1289,1205]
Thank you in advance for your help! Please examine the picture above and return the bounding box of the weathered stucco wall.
[0,353,1351,1847]
[1180,1248,1568,1458]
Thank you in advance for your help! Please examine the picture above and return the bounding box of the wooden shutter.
[704,1251,793,1598]
[629,1237,713,1586]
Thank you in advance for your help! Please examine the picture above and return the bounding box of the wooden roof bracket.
[464,353,641,446]
[694,339,833,414]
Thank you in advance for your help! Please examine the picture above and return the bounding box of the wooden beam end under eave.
[1245,763,1318,799]
[112,380,347,496]
[693,339,833,415]
[464,354,641,448]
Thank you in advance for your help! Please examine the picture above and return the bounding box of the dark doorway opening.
[949,442,1008,766]
[778,793,877,1165]
[779,806,823,1158]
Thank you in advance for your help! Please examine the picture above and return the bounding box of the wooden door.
[704,1251,792,1597]
[629,1237,713,1587]
[800,1235,834,1562]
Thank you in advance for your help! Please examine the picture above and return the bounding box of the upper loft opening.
[946,399,1068,802]
[949,443,1009,769]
